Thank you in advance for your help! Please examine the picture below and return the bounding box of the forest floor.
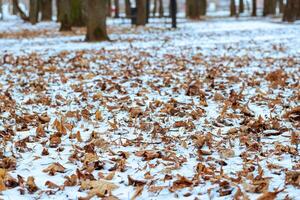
[0,18,299,200]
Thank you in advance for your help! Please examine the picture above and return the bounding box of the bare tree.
[29,0,39,24]
[283,0,300,22]
[86,0,109,41]
[230,0,237,17]
[0,0,3,20]
[114,0,119,18]
[12,0,29,21]
[158,0,163,17]
[170,0,177,28]
[70,0,86,27]
[125,0,131,18]
[41,0,52,21]
[136,0,147,25]
[252,0,257,16]
[59,0,72,31]
[239,0,244,13]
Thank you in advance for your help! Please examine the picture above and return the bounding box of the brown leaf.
[80,179,119,198]
[170,175,193,192]
[131,186,144,200]
[128,175,146,187]
[95,110,103,121]
[257,188,284,200]
[26,176,38,193]
[45,180,60,189]
[285,171,300,187]
[43,162,66,175]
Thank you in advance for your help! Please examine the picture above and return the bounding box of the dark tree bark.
[114,0,119,18]
[12,0,18,15]
[29,0,39,24]
[170,0,177,28]
[230,0,236,17]
[252,0,257,16]
[136,0,147,25]
[186,0,200,19]
[59,0,72,31]
[283,0,300,22]
[146,0,150,22]
[0,0,3,19]
[86,0,109,41]
[270,0,277,15]
[263,0,268,16]
[152,0,157,16]
[200,0,207,16]
[12,0,29,21]
[107,0,112,17]
[70,0,86,27]
[56,0,62,21]
[125,0,131,18]
[158,0,163,17]
[263,0,277,16]
[239,0,244,13]
[41,0,52,21]
[278,0,284,14]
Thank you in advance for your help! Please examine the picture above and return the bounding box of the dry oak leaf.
[53,118,67,135]
[43,162,66,175]
[45,180,60,189]
[128,175,147,187]
[64,174,77,187]
[170,175,193,192]
[26,176,39,193]
[285,171,300,188]
[80,179,119,198]
[283,106,300,121]
[95,110,103,121]
[135,150,162,161]
[257,188,284,200]
[0,168,7,191]
[244,178,270,193]
[131,185,144,200]
[219,149,235,159]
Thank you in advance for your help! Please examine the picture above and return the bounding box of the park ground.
[0,17,299,200]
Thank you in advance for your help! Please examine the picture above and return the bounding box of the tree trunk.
[153,0,157,16]
[252,0,257,16]
[56,0,62,21]
[29,0,39,24]
[146,0,150,22]
[170,0,177,28]
[12,0,29,21]
[125,0,131,18]
[0,0,3,19]
[230,0,236,17]
[107,0,112,17]
[86,0,109,41]
[12,0,18,15]
[239,0,244,13]
[278,0,284,14]
[263,0,268,16]
[158,0,163,17]
[186,0,200,19]
[59,0,72,31]
[200,0,207,16]
[136,0,147,25]
[114,0,119,18]
[283,0,299,22]
[41,0,52,21]
[70,0,86,27]
[270,0,276,15]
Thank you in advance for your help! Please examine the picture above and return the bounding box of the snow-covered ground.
[0,17,299,200]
